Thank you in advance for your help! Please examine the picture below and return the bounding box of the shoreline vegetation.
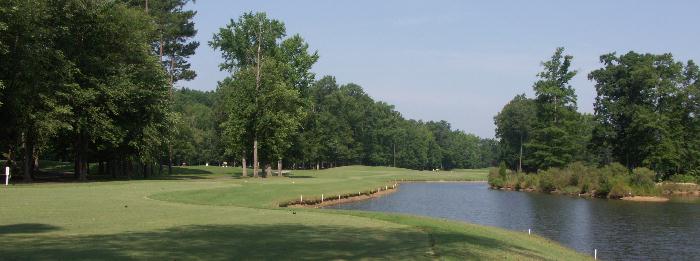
[0,165,591,260]
[488,162,700,201]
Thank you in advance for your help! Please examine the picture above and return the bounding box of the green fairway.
[0,166,589,260]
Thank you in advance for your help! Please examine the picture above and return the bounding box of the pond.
[328,182,700,260]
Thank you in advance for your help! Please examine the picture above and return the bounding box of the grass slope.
[0,165,589,260]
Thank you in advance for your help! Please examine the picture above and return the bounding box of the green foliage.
[0,0,175,180]
[669,174,698,184]
[631,167,656,188]
[488,167,504,188]
[589,52,698,176]
[494,94,536,171]
[496,48,593,172]
[171,88,219,165]
[487,162,669,198]
[525,47,584,170]
[123,0,199,82]
[211,12,311,171]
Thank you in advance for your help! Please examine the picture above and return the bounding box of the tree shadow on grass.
[0,223,561,260]
[288,175,314,179]
[20,166,216,184]
[0,224,61,235]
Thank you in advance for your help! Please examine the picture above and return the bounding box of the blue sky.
[181,0,700,138]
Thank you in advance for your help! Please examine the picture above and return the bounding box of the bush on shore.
[487,162,676,198]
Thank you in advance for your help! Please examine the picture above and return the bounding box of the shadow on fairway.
[0,223,551,260]
[288,175,314,179]
[0,224,61,235]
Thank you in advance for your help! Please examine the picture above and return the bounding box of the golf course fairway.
[0,166,589,260]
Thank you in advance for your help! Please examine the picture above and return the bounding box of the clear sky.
[180,0,700,138]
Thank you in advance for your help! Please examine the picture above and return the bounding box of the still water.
[329,182,700,260]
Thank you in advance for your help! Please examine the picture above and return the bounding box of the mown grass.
[0,165,590,260]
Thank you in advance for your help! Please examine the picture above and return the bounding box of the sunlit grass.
[0,165,589,260]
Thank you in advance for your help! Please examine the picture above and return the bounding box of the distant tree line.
[201,12,497,176]
[173,76,498,172]
[495,47,700,181]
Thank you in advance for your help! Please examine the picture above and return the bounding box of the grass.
[0,165,590,260]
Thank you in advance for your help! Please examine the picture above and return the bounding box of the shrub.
[563,185,582,195]
[600,163,629,177]
[631,167,656,188]
[669,174,698,184]
[498,161,508,179]
[522,174,539,190]
[597,168,626,197]
[538,171,556,193]
[608,177,632,198]
[488,167,504,188]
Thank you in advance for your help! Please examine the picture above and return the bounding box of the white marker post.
[594,249,597,260]
[528,229,531,235]
[321,194,324,203]
[5,166,9,186]
[300,195,303,203]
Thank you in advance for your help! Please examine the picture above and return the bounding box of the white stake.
[300,195,303,202]
[528,229,531,235]
[321,194,324,203]
[594,249,597,260]
[5,167,9,186]
[385,185,388,190]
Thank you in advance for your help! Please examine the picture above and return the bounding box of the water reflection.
[329,182,700,260]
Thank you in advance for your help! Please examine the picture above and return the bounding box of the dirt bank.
[620,196,670,202]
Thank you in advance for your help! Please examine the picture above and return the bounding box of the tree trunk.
[108,160,115,178]
[393,143,396,167]
[32,147,39,173]
[277,160,282,176]
[74,133,88,181]
[143,162,149,179]
[519,133,523,173]
[241,155,247,177]
[253,140,259,177]
[253,23,262,179]
[121,157,126,178]
[168,143,173,175]
[23,132,33,182]
[126,159,133,180]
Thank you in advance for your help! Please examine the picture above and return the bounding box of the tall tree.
[494,94,536,171]
[211,12,285,177]
[123,0,199,175]
[590,52,689,174]
[526,48,581,170]
[213,12,314,177]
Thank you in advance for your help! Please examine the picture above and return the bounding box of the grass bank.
[0,165,589,260]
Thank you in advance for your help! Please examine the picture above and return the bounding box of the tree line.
[1,5,497,181]
[495,47,700,181]
[171,78,498,174]
[208,12,497,176]
[0,0,197,181]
